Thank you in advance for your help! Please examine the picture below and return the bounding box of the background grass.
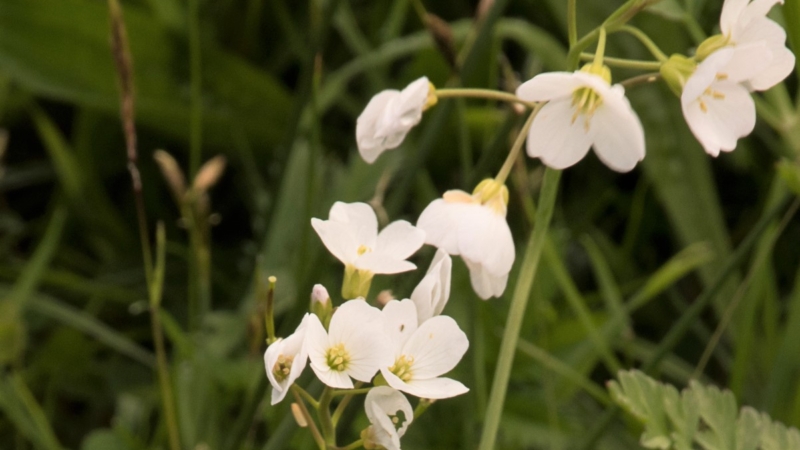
[0,0,798,449]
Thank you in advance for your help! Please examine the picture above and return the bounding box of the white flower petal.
[355,253,417,274]
[721,0,749,35]
[410,249,452,322]
[328,300,391,383]
[416,198,465,255]
[682,79,755,156]
[590,89,645,172]
[402,377,469,400]
[357,90,401,163]
[376,220,426,261]
[739,0,784,28]
[455,205,515,277]
[382,299,419,355]
[526,98,593,169]
[724,41,772,83]
[318,369,355,389]
[464,259,509,300]
[311,218,359,265]
[329,202,378,249]
[403,315,468,379]
[748,46,796,91]
[365,386,413,450]
[735,18,795,90]
[305,314,355,388]
[516,72,585,101]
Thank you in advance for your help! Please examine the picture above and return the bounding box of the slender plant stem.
[332,382,365,426]
[478,168,562,450]
[619,25,668,62]
[149,224,182,450]
[567,0,577,46]
[435,88,535,108]
[332,387,371,397]
[188,0,203,177]
[579,53,662,71]
[620,72,661,89]
[340,439,364,450]
[293,385,320,409]
[495,104,543,185]
[318,387,336,446]
[292,387,326,450]
[107,4,180,450]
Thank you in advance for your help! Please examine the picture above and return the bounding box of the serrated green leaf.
[663,385,699,450]
[735,407,762,450]
[692,380,739,450]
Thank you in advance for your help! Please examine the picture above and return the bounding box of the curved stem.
[332,387,371,397]
[293,385,320,409]
[318,387,336,446]
[567,0,577,46]
[435,88,536,108]
[620,72,661,89]
[619,25,668,62]
[478,168,562,450]
[579,53,662,71]
[593,27,607,66]
[291,387,325,450]
[494,104,543,186]
[339,439,364,450]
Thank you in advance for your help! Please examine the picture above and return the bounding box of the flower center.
[698,74,728,113]
[389,355,415,382]
[272,354,294,382]
[571,87,603,130]
[326,343,351,372]
[357,244,372,256]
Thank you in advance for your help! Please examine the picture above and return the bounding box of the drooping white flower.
[356,77,433,164]
[681,47,769,156]
[380,300,469,399]
[417,179,514,300]
[363,386,414,450]
[312,202,426,298]
[515,65,645,172]
[409,248,451,323]
[717,0,795,91]
[264,314,310,405]
[305,300,392,389]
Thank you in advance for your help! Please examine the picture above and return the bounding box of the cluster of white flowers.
[265,218,468,449]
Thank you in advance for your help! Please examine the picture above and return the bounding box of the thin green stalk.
[435,88,535,107]
[331,382,363,427]
[619,25,668,62]
[579,53,662,71]
[149,223,182,450]
[495,104,543,185]
[478,168,562,450]
[318,387,336,446]
[291,387,325,450]
[567,0,577,46]
[293,385,320,409]
[332,388,370,397]
[188,0,203,177]
[339,439,364,450]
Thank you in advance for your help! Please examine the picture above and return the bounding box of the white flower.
[356,77,432,164]
[718,0,795,91]
[681,47,768,156]
[515,66,645,172]
[363,387,413,450]
[380,300,469,399]
[264,314,310,405]
[305,300,392,388]
[311,202,426,275]
[410,249,451,323]
[417,180,514,299]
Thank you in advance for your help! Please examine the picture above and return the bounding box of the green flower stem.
[414,398,434,419]
[435,88,536,108]
[620,72,661,89]
[565,0,643,70]
[263,274,277,344]
[567,0,577,46]
[339,439,364,450]
[293,385,320,409]
[579,53,662,71]
[594,27,607,66]
[619,25,668,62]
[291,387,326,450]
[318,387,336,446]
[332,387,371,397]
[494,104,544,186]
[478,168,562,450]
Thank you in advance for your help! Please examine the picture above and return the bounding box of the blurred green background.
[0,0,799,449]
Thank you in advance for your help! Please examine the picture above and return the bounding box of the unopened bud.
[153,150,187,204]
[193,155,227,194]
[695,34,729,62]
[290,403,308,427]
[310,284,333,327]
[311,284,330,306]
[376,290,395,307]
[659,54,697,97]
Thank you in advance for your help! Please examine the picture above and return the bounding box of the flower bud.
[659,54,697,97]
[310,284,333,326]
[695,34,729,62]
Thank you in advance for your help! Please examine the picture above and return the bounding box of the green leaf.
[783,0,800,75]
[692,380,739,450]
